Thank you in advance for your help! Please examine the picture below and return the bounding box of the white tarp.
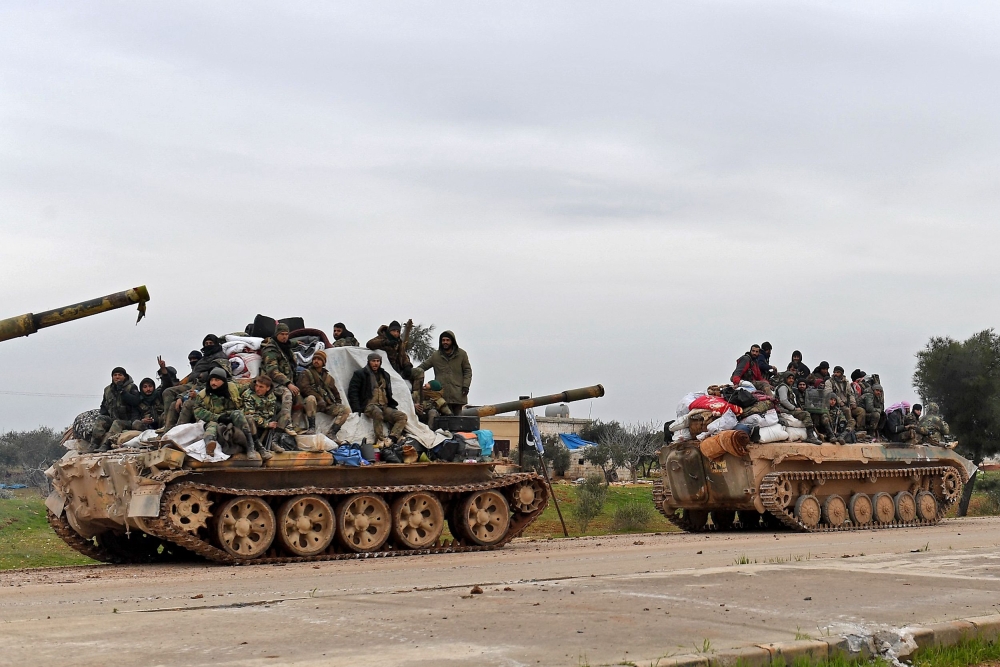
[322,347,437,448]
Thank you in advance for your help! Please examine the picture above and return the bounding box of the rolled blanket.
[700,430,750,461]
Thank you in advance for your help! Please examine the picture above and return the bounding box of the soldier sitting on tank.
[195,367,269,462]
[260,323,304,435]
[917,402,950,445]
[349,352,408,446]
[296,350,351,440]
[415,380,452,429]
[803,375,834,442]
[367,320,424,394]
[826,366,865,436]
[862,383,885,439]
[903,404,924,444]
[827,395,855,444]
[133,377,164,431]
[161,336,233,431]
[91,366,143,451]
[882,402,914,444]
[240,374,287,453]
[775,372,822,444]
[331,323,359,348]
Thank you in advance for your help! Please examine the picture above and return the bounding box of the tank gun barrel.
[462,384,605,417]
[0,286,151,343]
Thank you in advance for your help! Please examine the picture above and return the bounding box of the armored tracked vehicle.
[46,385,605,564]
[654,439,975,532]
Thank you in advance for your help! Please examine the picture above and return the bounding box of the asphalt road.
[2,518,1000,667]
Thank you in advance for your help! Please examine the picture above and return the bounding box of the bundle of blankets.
[671,381,809,460]
[221,333,326,380]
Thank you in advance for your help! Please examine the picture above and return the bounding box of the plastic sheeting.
[559,433,596,450]
[322,347,438,448]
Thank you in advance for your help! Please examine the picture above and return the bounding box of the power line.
[0,390,100,398]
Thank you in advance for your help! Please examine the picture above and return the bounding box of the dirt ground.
[3,517,1000,667]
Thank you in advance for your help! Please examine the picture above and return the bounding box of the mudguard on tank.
[654,440,976,532]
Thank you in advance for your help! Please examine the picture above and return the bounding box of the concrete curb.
[657,615,1000,667]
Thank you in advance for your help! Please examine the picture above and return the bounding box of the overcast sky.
[2,1,999,431]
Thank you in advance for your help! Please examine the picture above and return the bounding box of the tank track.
[652,479,692,531]
[758,465,967,532]
[140,473,547,565]
[46,511,126,564]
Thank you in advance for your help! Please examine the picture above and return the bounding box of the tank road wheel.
[391,492,445,550]
[711,510,736,531]
[336,494,391,552]
[873,492,896,524]
[848,493,873,526]
[168,487,213,534]
[276,495,335,557]
[458,491,511,546]
[794,495,822,528]
[774,478,794,509]
[510,480,546,513]
[822,495,848,528]
[894,491,917,523]
[940,469,962,503]
[215,496,276,559]
[916,491,938,522]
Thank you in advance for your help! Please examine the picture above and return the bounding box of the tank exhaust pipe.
[0,285,151,342]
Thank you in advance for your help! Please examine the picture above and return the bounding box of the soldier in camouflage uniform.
[861,383,885,438]
[917,402,950,445]
[133,377,164,431]
[240,375,285,452]
[901,404,923,444]
[331,323,359,348]
[194,368,269,461]
[415,379,452,429]
[296,350,351,439]
[826,366,864,433]
[91,367,142,450]
[803,375,834,441]
[827,395,852,444]
[259,323,300,432]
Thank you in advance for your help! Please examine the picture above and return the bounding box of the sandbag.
[689,395,742,415]
[705,409,738,435]
[786,426,808,442]
[741,409,780,429]
[758,424,789,443]
[699,430,750,460]
[779,413,806,428]
[295,433,339,452]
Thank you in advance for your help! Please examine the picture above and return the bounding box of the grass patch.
[0,490,95,570]
[762,637,1000,667]
[523,482,678,538]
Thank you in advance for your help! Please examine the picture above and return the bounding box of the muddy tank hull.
[46,450,548,564]
[654,441,975,532]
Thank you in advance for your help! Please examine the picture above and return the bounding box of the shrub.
[611,500,654,532]
[573,473,608,533]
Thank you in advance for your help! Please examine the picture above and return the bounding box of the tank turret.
[0,286,150,342]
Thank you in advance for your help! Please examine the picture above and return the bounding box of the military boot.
[805,428,823,445]
[305,416,317,435]
[242,428,264,462]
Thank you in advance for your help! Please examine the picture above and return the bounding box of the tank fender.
[45,489,66,517]
[128,483,165,518]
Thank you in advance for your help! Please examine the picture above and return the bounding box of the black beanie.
[140,377,155,389]
[388,320,402,332]
[334,322,346,329]
[188,350,203,361]
[203,333,221,347]
[913,403,923,412]
[819,361,830,370]
[833,365,844,374]
[851,369,865,381]
[112,366,127,377]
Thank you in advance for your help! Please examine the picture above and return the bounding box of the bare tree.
[595,421,661,483]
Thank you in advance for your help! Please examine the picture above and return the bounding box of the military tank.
[45,384,605,564]
[654,435,975,532]
[0,285,150,342]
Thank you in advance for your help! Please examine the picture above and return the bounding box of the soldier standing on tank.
[775,372,822,443]
[195,367,269,461]
[416,330,472,414]
[240,375,285,453]
[297,350,351,439]
[260,323,302,434]
[826,366,864,434]
[91,366,142,450]
[917,402,950,445]
[331,323,359,348]
[348,352,408,445]
[367,320,424,392]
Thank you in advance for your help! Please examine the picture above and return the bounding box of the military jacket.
[260,338,297,386]
[240,387,278,428]
[193,383,242,423]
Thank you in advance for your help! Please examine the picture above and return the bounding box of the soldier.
[731,345,765,386]
[194,367,269,461]
[240,375,285,452]
[158,350,202,431]
[134,377,164,431]
[367,320,424,391]
[260,323,301,433]
[331,323,359,348]
[917,402,950,445]
[416,330,472,414]
[296,350,351,439]
[774,372,821,443]
[803,375,834,441]
[756,342,778,383]
[91,367,142,450]
[827,395,852,444]
[861,382,886,438]
[813,361,831,381]
[415,380,452,428]
[882,402,912,443]
[161,336,233,431]
[787,351,810,383]
[826,366,864,434]
[902,404,923,444]
[348,352,408,445]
